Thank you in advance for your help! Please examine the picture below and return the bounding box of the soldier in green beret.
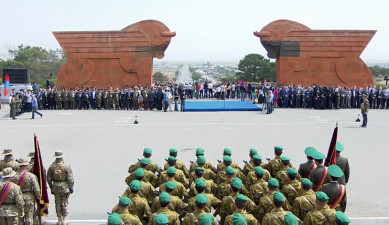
[280,168,301,205]
[182,193,218,225]
[198,214,217,225]
[265,146,284,177]
[304,191,336,225]
[262,192,302,225]
[310,151,330,191]
[231,213,247,225]
[275,156,301,189]
[187,179,221,213]
[246,155,271,184]
[189,148,217,173]
[298,147,317,179]
[217,154,240,173]
[284,213,299,225]
[124,180,152,225]
[334,142,350,186]
[321,165,347,212]
[188,168,218,197]
[126,161,158,188]
[154,213,169,225]
[123,168,156,203]
[148,192,180,225]
[108,213,123,225]
[216,167,249,200]
[164,148,189,178]
[216,156,247,184]
[249,166,269,205]
[216,177,257,224]
[128,148,160,175]
[242,148,259,175]
[258,178,291,222]
[158,169,187,200]
[224,194,259,225]
[291,178,316,220]
[189,157,217,183]
[335,211,350,225]
[151,181,186,218]
[111,197,142,225]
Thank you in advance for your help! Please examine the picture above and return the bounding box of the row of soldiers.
[108,143,351,225]
[0,149,74,225]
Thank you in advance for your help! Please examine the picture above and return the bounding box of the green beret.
[304,147,317,157]
[195,167,205,172]
[119,196,131,206]
[336,142,344,152]
[232,213,247,225]
[253,154,262,162]
[274,146,283,152]
[225,166,235,175]
[169,148,178,154]
[195,178,206,189]
[301,178,313,189]
[196,148,205,156]
[316,191,329,202]
[130,180,142,192]
[195,193,208,205]
[287,167,297,177]
[167,156,177,162]
[155,213,169,225]
[313,151,326,160]
[280,156,290,163]
[284,212,298,225]
[159,192,171,204]
[134,168,145,178]
[268,178,279,188]
[140,158,150,166]
[166,167,177,175]
[199,214,214,225]
[273,191,285,203]
[223,155,232,163]
[249,148,258,156]
[143,148,152,155]
[223,148,232,155]
[335,211,350,225]
[108,213,122,225]
[197,156,206,165]
[231,177,242,190]
[328,164,344,178]
[165,181,177,191]
[254,166,265,177]
[235,194,248,203]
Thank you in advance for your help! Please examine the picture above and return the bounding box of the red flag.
[324,123,338,167]
[33,134,50,217]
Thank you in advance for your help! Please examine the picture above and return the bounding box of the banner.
[324,123,338,167]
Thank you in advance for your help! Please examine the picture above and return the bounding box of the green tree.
[369,65,389,77]
[236,53,276,82]
[153,71,168,83]
[191,72,202,82]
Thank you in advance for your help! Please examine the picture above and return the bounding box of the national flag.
[4,73,9,96]
[264,79,267,87]
[324,123,338,167]
[33,134,50,218]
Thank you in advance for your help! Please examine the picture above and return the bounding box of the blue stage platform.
[185,101,262,112]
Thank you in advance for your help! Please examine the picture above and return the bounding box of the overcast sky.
[0,0,388,63]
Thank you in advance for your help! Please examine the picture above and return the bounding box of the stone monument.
[254,19,376,87]
[54,20,175,88]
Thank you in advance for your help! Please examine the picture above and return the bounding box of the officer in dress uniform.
[361,94,369,127]
[298,147,317,179]
[334,142,350,186]
[321,165,347,212]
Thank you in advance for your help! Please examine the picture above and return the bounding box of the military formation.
[0,149,74,225]
[108,143,351,225]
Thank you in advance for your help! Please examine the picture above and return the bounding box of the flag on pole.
[263,79,267,87]
[4,73,10,96]
[324,122,338,167]
[33,134,50,217]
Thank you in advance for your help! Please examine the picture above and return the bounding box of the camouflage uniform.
[181,210,217,225]
[47,158,74,221]
[126,169,158,187]
[151,195,186,216]
[281,179,301,205]
[216,170,247,184]
[164,160,189,178]
[262,208,302,225]
[115,208,142,225]
[258,190,291,222]
[0,180,24,225]
[122,180,155,203]
[247,168,271,184]
[291,189,316,221]
[148,208,180,225]
[126,193,152,225]
[187,193,221,213]
[225,211,259,225]
[0,155,19,172]
[303,205,336,225]
[249,180,268,205]
[161,170,188,186]
[189,161,216,173]
[216,180,249,200]
[189,169,216,184]
[188,179,218,197]
[158,181,187,200]
[242,160,267,176]
[128,160,160,175]
[217,192,257,224]
[216,161,240,172]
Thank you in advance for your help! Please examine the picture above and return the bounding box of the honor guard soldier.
[280,168,301,205]
[216,156,246,184]
[148,192,180,225]
[321,165,347,212]
[189,148,216,173]
[122,180,152,224]
[262,192,302,225]
[284,213,299,225]
[162,160,188,186]
[275,156,299,189]
[224,194,259,225]
[187,179,221,213]
[242,148,260,175]
[27,152,35,172]
[15,158,41,225]
[246,155,271,183]
[249,166,269,205]
[335,211,350,225]
[0,170,25,225]
[334,142,350,186]
[151,181,186,217]
[108,213,123,225]
[154,213,169,225]
[291,178,316,221]
[158,169,187,200]
[122,168,155,203]
[310,151,329,192]
[216,148,240,171]
[0,148,19,172]
[164,148,189,178]
[198,214,217,225]
[126,159,158,187]
[265,146,284,177]
[298,147,317,179]
[47,151,74,225]
[112,197,142,225]
[189,157,217,183]
[188,168,218,197]
[182,193,218,225]
[128,148,160,175]
[216,167,249,200]
[303,191,336,225]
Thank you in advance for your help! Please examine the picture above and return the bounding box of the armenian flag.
[4,73,9,96]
